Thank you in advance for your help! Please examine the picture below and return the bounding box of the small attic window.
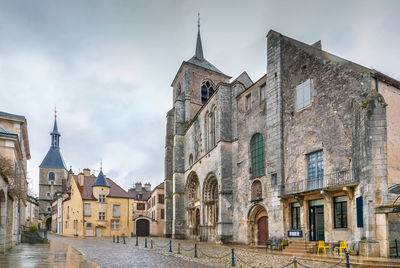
[201,80,215,104]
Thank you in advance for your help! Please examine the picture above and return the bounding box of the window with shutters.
[84,203,91,216]
[113,204,120,218]
[250,133,265,178]
[296,79,311,110]
[334,196,347,228]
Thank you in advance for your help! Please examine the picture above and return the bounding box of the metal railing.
[283,169,358,195]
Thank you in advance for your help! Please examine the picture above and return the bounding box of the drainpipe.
[17,199,20,245]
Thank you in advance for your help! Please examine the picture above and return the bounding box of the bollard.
[169,240,172,252]
[194,243,198,258]
[113,235,115,243]
[131,232,134,238]
[177,243,181,254]
[135,236,138,246]
[145,237,148,248]
[151,239,153,249]
[345,250,350,268]
[231,248,235,266]
[122,234,126,244]
[117,235,119,243]
[293,256,297,268]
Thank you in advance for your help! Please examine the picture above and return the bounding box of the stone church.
[164,26,400,257]
[38,114,69,229]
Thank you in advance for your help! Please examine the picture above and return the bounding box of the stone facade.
[0,111,30,252]
[164,29,400,257]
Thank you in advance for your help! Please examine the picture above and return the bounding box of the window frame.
[250,133,265,178]
[84,203,91,216]
[201,80,215,104]
[290,202,301,230]
[334,196,348,229]
[260,83,266,102]
[98,194,106,203]
[246,94,252,111]
[113,204,120,218]
[307,151,324,181]
[111,220,119,230]
[98,212,106,221]
[137,203,145,210]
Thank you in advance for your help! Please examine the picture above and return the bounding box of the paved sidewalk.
[48,234,214,268]
[128,236,338,268]
[0,239,95,268]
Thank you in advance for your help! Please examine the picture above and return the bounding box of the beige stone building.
[25,195,39,228]
[164,27,400,257]
[0,111,30,252]
[62,168,133,237]
[128,182,152,236]
[146,182,165,237]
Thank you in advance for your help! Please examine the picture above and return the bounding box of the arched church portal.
[186,172,200,237]
[248,204,268,245]
[202,174,218,241]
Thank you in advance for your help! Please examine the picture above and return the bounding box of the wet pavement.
[0,238,96,268]
[48,234,215,268]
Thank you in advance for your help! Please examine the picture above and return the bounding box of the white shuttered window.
[84,203,91,216]
[296,79,311,110]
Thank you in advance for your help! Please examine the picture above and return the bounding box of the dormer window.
[201,80,215,104]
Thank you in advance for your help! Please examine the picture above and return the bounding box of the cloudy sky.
[0,0,399,196]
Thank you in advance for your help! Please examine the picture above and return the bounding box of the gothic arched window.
[201,80,215,104]
[49,172,55,181]
[250,133,265,178]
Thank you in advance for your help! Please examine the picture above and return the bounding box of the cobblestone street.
[49,234,339,267]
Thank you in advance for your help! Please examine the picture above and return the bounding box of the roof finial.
[100,159,103,171]
[195,12,204,60]
[54,107,57,119]
[198,12,200,30]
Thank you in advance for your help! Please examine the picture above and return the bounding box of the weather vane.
[100,159,103,171]
[54,107,57,119]
[198,12,200,29]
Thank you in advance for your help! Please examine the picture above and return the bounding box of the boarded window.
[251,180,262,200]
[161,209,165,219]
[113,204,120,218]
[250,133,265,177]
[84,203,91,216]
[246,94,252,111]
[260,84,266,101]
[296,79,311,110]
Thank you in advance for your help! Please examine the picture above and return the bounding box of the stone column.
[375,213,389,257]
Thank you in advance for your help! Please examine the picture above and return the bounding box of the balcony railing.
[282,169,358,195]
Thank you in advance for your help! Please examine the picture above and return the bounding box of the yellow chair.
[317,241,331,256]
[334,241,349,257]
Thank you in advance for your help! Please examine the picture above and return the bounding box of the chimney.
[135,182,142,191]
[78,173,85,186]
[83,168,90,176]
[144,183,151,192]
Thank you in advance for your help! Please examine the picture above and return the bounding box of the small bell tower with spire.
[38,108,68,226]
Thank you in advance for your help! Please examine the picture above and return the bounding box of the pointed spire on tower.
[52,107,59,134]
[195,12,204,60]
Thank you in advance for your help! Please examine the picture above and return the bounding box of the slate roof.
[93,170,110,187]
[187,56,225,75]
[0,123,18,139]
[73,175,131,200]
[0,111,25,120]
[39,147,67,169]
[128,188,152,201]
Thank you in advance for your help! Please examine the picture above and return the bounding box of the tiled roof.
[73,175,131,200]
